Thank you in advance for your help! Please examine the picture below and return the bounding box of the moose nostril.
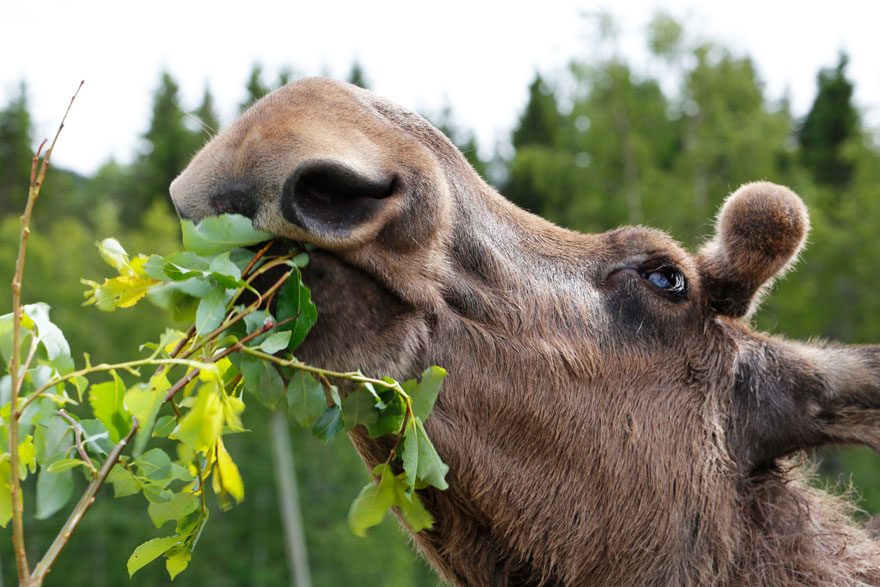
[211,186,258,219]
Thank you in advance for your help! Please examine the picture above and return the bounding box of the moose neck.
[346,178,632,585]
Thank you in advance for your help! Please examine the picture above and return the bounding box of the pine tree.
[129,71,200,225]
[798,53,859,188]
[511,74,561,150]
[503,74,566,214]
[193,85,221,144]
[0,82,34,214]
[347,61,370,89]
[240,63,271,112]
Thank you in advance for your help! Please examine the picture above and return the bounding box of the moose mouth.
[239,239,310,313]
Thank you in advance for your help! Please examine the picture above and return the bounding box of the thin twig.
[240,348,412,402]
[151,325,196,377]
[20,355,221,413]
[162,315,295,404]
[56,409,97,475]
[8,80,83,585]
[240,240,278,278]
[178,264,294,361]
[26,416,138,587]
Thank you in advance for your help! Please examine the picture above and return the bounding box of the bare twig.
[240,239,278,278]
[8,80,83,584]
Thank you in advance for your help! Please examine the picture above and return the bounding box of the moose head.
[170,78,880,586]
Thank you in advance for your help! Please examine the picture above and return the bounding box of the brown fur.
[170,78,880,586]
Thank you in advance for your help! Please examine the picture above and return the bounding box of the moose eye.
[639,261,688,298]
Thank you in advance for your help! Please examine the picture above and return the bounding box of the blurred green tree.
[503,74,565,215]
[430,102,490,179]
[0,81,34,215]
[798,53,859,189]
[347,60,371,89]
[129,71,201,225]
[192,85,221,144]
[240,63,271,112]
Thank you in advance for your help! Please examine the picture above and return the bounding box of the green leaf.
[171,386,224,453]
[161,252,210,281]
[195,288,229,334]
[153,415,178,438]
[287,371,327,427]
[17,434,36,479]
[142,254,170,280]
[258,331,292,355]
[97,238,138,275]
[276,268,318,351]
[148,491,199,529]
[166,547,192,580]
[79,419,113,456]
[365,391,406,438]
[82,274,160,311]
[107,464,141,498]
[181,214,274,256]
[33,416,73,467]
[0,460,12,527]
[0,312,19,366]
[208,252,244,289]
[134,448,173,483]
[212,437,244,508]
[291,252,309,267]
[242,309,269,335]
[0,304,69,366]
[312,405,344,442]
[35,467,73,519]
[341,387,379,432]
[410,366,447,422]
[239,355,285,409]
[348,465,397,537]
[413,417,449,490]
[127,535,182,577]
[400,418,419,497]
[142,484,175,504]
[221,392,246,433]
[45,458,88,473]
[393,480,434,532]
[24,303,71,361]
[126,373,170,457]
[89,372,132,443]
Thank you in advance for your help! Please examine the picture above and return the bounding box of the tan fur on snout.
[171,78,880,586]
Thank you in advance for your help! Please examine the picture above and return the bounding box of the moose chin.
[170,77,880,586]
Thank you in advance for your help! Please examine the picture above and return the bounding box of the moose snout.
[169,168,259,224]
[209,183,258,219]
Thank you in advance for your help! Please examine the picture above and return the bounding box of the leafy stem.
[20,355,220,413]
[162,315,295,404]
[240,347,413,404]
[177,261,294,362]
[25,416,139,587]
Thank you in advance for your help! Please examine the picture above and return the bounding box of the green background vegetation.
[3,13,880,586]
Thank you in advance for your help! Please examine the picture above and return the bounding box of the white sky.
[3,0,879,177]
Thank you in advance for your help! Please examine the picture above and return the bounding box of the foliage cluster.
[5,165,450,583]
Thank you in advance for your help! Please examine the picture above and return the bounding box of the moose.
[170,78,880,585]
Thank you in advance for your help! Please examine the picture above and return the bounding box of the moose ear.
[281,159,397,240]
[697,182,809,318]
